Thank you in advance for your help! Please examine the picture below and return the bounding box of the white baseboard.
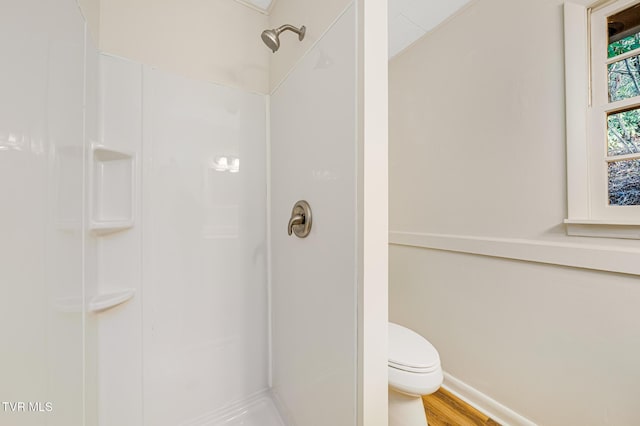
[442,372,537,426]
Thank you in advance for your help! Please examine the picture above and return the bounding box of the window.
[565,0,640,238]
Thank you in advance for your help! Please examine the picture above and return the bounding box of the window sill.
[564,219,640,240]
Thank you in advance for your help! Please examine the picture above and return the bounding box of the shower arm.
[275,24,306,40]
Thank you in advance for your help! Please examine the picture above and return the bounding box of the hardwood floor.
[422,388,501,426]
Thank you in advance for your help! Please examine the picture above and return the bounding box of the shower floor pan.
[186,392,285,426]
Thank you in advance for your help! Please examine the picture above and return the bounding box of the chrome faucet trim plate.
[288,200,312,238]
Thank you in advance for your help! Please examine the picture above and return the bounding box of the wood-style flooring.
[422,388,501,426]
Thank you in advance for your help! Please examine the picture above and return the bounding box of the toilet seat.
[389,360,440,374]
[388,322,443,397]
[388,323,440,372]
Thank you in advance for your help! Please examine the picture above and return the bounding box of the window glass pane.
[608,159,640,205]
[608,55,640,102]
[608,33,640,58]
[607,108,640,155]
[608,3,640,58]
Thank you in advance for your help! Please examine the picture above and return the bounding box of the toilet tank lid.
[389,322,440,370]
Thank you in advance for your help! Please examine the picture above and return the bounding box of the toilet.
[388,322,443,426]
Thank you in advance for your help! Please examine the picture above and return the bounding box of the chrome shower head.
[261,24,306,53]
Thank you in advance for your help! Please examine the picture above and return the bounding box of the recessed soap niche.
[90,144,135,234]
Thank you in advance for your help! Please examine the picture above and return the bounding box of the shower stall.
[0,0,387,425]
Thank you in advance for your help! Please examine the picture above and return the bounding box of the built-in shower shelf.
[90,144,135,235]
[53,288,135,313]
[89,288,136,313]
[90,221,134,235]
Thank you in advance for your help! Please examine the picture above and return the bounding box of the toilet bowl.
[388,322,443,426]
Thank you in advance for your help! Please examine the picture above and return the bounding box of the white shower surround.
[97,9,361,419]
[96,4,365,421]
[1,0,388,424]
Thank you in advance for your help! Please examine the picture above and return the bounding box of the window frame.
[564,0,640,239]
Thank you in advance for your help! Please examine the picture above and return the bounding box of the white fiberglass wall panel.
[0,0,89,425]
[142,67,268,426]
[84,33,101,426]
[45,7,87,425]
[96,54,144,426]
[270,5,357,425]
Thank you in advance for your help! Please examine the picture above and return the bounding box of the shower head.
[261,24,306,53]
[261,29,280,52]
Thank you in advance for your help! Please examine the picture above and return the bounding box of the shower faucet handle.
[287,200,312,238]
[288,214,305,236]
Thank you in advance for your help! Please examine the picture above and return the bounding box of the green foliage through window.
[607,109,640,155]
[608,55,640,102]
[607,27,640,206]
[608,33,640,58]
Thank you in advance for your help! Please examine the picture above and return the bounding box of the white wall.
[390,246,640,425]
[99,0,270,94]
[97,0,360,94]
[96,0,358,93]
[0,0,95,425]
[389,0,640,425]
[270,5,358,425]
[388,0,471,58]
